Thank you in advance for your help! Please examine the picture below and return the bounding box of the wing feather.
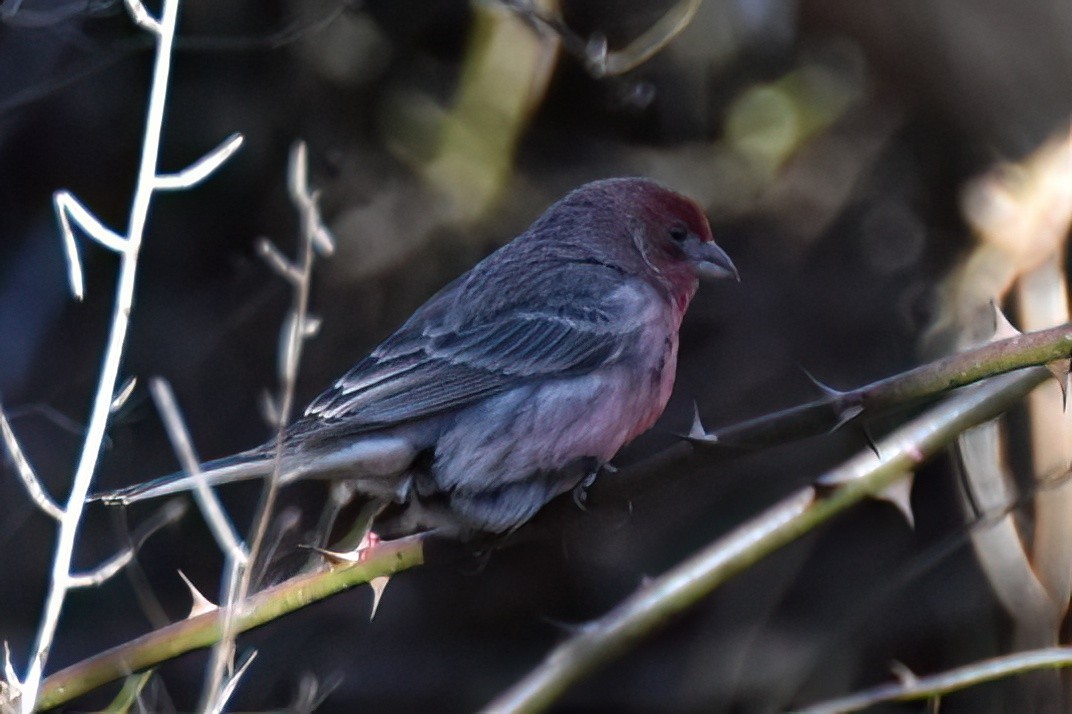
[302,263,648,431]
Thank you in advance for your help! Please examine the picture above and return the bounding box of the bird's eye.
[669,225,689,242]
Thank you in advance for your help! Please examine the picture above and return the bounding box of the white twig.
[0,403,63,521]
[53,190,128,300]
[155,133,245,190]
[256,237,302,284]
[150,374,249,714]
[149,377,248,562]
[67,550,135,588]
[201,557,244,711]
[208,649,257,714]
[123,0,160,33]
[18,0,242,709]
[70,497,189,589]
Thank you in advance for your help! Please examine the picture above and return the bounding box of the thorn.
[1046,358,1070,409]
[801,367,847,399]
[860,421,881,458]
[540,616,596,635]
[369,576,389,621]
[302,544,361,565]
[890,659,918,686]
[828,404,865,434]
[803,368,866,432]
[305,531,383,565]
[675,403,719,446]
[689,401,706,438]
[875,475,915,529]
[178,570,218,617]
[989,302,1022,341]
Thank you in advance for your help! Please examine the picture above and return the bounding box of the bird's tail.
[92,452,277,505]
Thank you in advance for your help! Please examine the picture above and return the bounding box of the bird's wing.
[303,266,648,431]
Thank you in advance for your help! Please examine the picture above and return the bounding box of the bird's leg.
[572,459,611,509]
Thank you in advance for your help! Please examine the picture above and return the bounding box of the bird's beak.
[684,235,739,282]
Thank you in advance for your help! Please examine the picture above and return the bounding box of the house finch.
[101,178,738,535]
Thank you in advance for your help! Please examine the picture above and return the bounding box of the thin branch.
[154,133,244,190]
[67,551,134,588]
[485,368,1049,713]
[501,0,702,78]
[799,647,1072,713]
[0,402,63,521]
[17,0,242,709]
[19,0,183,707]
[203,141,330,711]
[33,535,425,711]
[149,378,247,562]
[52,190,127,300]
[208,649,257,714]
[58,496,187,593]
[694,322,1072,448]
[255,237,302,284]
[123,0,160,34]
[248,140,330,584]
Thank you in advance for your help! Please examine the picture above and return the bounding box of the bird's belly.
[423,328,678,533]
[438,353,674,483]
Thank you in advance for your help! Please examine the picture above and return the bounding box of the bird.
[98,177,738,537]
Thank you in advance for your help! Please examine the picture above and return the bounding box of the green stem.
[707,322,1072,447]
[35,537,424,711]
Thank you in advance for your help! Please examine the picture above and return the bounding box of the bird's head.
[530,178,738,303]
[631,181,739,285]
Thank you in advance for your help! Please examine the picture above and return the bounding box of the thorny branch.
[30,535,425,711]
[484,368,1049,712]
[799,646,1072,713]
[690,319,1072,449]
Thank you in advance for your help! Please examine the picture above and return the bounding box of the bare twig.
[0,403,62,521]
[485,368,1048,713]
[202,141,333,711]
[692,321,1072,448]
[799,647,1072,713]
[502,0,702,77]
[208,650,257,714]
[12,0,242,710]
[247,141,331,578]
[149,378,247,562]
[64,482,187,591]
[154,133,244,191]
[150,373,250,709]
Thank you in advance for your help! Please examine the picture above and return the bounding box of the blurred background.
[1,0,1071,711]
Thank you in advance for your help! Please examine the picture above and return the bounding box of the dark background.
[1,0,1071,711]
